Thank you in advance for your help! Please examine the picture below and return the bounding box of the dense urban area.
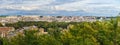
[0,15,111,23]
[0,15,119,45]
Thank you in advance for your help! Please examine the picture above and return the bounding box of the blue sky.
[0,0,120,16]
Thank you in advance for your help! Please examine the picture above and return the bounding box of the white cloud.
[0,0,120,16]
[0,5,40,10]
[53,0,120,13]
[1,0,119,12]
[54,0,88,11]
[0,0,55,10]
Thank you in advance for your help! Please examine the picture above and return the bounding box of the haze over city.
[0,0,120,16]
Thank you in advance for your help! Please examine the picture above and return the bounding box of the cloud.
[0,0,120,16]
[51,0,81,5]
[0,0,55,10]
[51,0,120,16]
[53,0,120,11]
[0,5,40,10]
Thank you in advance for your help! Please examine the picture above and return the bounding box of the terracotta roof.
[0,27,14,32]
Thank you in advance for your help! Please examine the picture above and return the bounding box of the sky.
[0,0,120,16]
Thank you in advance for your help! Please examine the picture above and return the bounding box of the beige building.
[38,28,48,35]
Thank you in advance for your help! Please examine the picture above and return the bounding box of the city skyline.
[0,0,120,16]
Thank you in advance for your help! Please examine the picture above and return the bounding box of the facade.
[0,27,15,37]
[38,28,48,35]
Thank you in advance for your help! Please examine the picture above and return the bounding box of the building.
[0,16,97,23]
[38,28,48,35]
[0,27,15,37]
[23,25,38,30]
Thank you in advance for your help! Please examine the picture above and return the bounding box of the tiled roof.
[0,27,14,32]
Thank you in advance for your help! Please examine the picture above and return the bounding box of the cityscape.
[0,15,112,23]
[0,15,116,37]
[0,0,120,45]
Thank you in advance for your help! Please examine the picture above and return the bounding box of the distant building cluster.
[0,15,98,23]
[0,26,48,38]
